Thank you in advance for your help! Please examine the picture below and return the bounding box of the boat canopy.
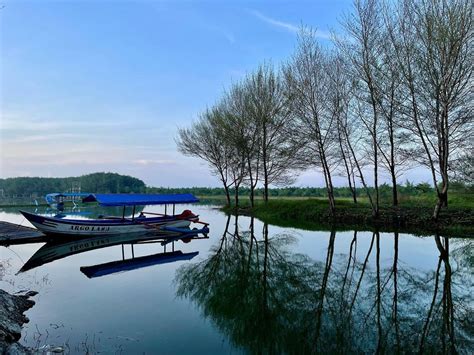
[82,193,199,207]
[45,192,91,204]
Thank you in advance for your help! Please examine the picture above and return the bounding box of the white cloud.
[249,9,299,33]
[133,159,176,166]
[248,9,332,40]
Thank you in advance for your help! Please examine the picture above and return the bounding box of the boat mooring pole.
[131,244,135,258]
[165,204,167,215]
[131,205,136,220]
[173,204,175,215]
[122,206,125,220]
[122,244,125,260]
[172,241,175,252]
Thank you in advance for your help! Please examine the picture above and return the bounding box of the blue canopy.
[82,193,199,206]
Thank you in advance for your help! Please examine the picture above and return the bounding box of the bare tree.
[342,94,378,210]
[386,0,473,218]
[373,22,412,206]
[284,29,339,214]
[176,105,234,206]
[223,80,262,207]
[247,63,298,202]
[339,0,384,217]
[327,51,359,204]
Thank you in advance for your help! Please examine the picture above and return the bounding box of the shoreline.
[0,289,37,354]
[221,199,474,237]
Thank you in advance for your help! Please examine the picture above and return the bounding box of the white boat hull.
[20,211,195,237]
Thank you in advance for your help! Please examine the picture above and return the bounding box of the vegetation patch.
[222,197,474,238]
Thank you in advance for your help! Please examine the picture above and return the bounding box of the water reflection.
[176,216,473,354]
[13,231,207,277]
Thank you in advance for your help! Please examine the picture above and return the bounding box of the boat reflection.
[80,250,199,278]
[176,215,473,354]
[19,230,207,276]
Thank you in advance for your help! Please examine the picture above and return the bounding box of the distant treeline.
[0,172,146,198]
[147,181,473,199]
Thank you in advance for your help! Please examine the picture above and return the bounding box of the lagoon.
[0,204,472,353]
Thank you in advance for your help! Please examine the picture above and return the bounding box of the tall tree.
[222,80,262,207]
[373,23,410,206]
[386,0,473,218]
[327,51,358,204]
[176,105,234,206]
[247,63,297,202]
[339,0,384,217]
[284,29,338,214]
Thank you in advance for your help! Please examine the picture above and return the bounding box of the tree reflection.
[418,235,473,354]
[176,218,473,354]
[176,216,315,353]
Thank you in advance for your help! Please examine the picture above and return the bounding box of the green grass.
[221,194,474,237]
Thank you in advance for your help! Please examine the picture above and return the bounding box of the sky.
[0,0,432,187]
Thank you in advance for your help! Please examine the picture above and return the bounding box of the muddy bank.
[0,289,36,354]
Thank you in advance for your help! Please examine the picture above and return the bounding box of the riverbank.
[222,198,474,237]
[0,289,37,354]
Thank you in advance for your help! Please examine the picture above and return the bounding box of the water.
[0,205,473,353]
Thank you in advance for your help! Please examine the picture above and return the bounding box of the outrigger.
[20,193,209,237]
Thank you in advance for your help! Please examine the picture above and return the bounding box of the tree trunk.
[321,153,336,215]
[372,113,380,218]
[250,187,255,208]
[338,124,357,204]
[247,155,256,208]
[351,170,357,204]
[433,182,448,220]
[262,125,269,203]
[234,185,239,207]
[223,184,231,207]
[368,78,380,218]
[389,114,398,206]
[391,167,398,206]
[344,128,375,211]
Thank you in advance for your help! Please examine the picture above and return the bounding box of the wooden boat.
[20,193,208,237]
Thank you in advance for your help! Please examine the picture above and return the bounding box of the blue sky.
[0,0,431,187]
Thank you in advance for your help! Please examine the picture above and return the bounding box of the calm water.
[0,204,473,354]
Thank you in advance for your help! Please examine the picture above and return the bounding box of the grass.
[220,193,474,237]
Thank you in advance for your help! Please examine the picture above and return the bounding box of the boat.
[20,193,208,237]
